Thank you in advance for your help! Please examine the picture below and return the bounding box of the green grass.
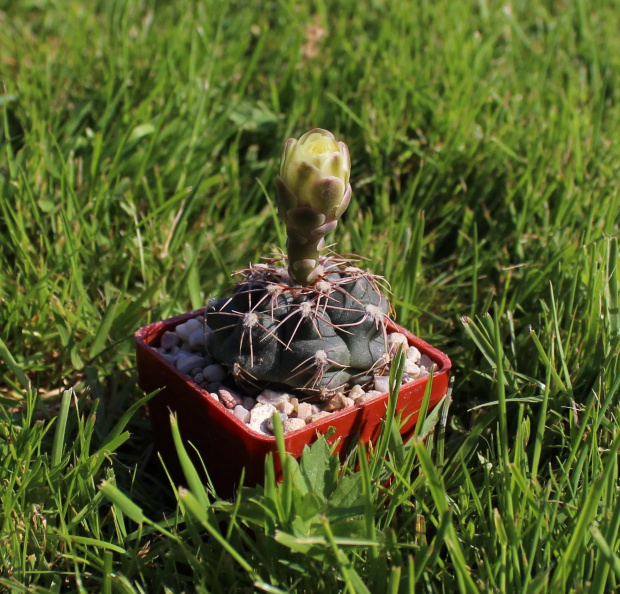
[1,0,620,591]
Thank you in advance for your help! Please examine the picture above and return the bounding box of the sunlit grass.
[1,0,620,591]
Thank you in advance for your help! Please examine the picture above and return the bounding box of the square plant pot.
[135,310,451,497]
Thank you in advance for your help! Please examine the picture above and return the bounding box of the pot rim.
[135,309,452,443]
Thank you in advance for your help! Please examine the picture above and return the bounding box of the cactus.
[206,129,393,399]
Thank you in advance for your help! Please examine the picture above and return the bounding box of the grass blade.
[51,389,73,468]
[99,480,146,525]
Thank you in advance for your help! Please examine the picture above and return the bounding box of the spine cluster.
[206,255,392,399]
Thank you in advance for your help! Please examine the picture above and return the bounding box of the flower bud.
[279,128,350,211]
[276,128,352,286]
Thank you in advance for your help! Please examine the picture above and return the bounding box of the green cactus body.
[206,260,390,398]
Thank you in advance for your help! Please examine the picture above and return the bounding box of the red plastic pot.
[135,310,451,497]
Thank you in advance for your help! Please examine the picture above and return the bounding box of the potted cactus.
[135,129,451,496]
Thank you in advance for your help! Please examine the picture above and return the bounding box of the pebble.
[257,390,292,408]
[419,354,437,372]
[176,355,208,374]
[297,402,313,420]
[160,331,179,350]
[219,387,243,409]
[374,375,391,393]
[323,392,349,412]
[248,403,277,434]
[352,390,367,404]
[175,318,203,343]
[173,348,190,361]
[404,360,420,376]
[266,413,289,433]
[354,394,374,405]
[206,381,222,393]
[203,363,227,383]
[349,385,365,400]
[242,396,256,411]
[189,329,206,350]
[407,346,422,364]
[308,411,332,423]
[233,405,251,423]
[208,392,220,403]
[355,390,383,405]
[280,401,295,416]
[283,418,306,433]
[388,332,409,354]
[193,373,204,383]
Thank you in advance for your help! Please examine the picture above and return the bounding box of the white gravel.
[155,316,440,435]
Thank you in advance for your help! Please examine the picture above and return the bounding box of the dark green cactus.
[206,258,391,397]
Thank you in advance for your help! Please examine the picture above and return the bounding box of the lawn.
[1,0,620,591]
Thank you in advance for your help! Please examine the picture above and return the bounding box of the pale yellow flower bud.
[276,128,352,286]
[280,128,350,212]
